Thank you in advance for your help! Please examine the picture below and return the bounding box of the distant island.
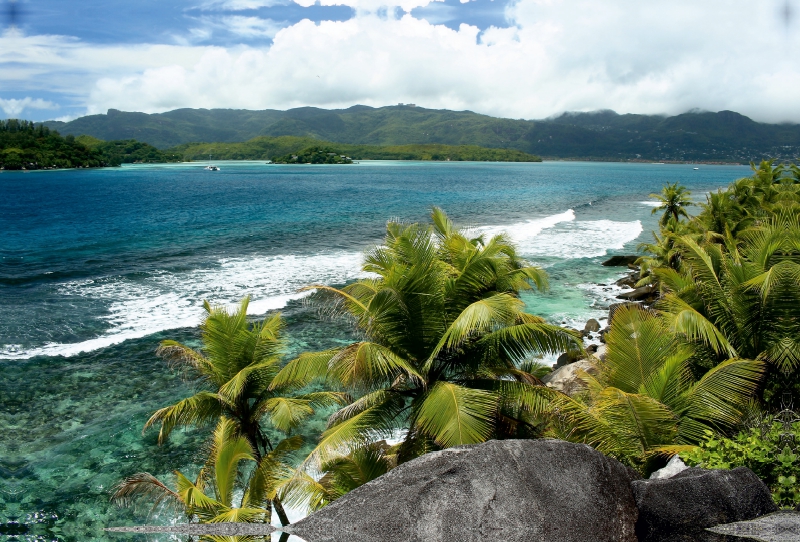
[0,120,180,170]
[272,146,353,164]
[175,137,542,162]
[39,105,800,163]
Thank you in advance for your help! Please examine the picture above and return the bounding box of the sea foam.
[2,209,643,360]
[1,251,364,359]
[480,210,643,259]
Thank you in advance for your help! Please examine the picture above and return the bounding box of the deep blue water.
[0,160,750,541]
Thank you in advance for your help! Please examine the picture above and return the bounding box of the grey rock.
[649,455,689,480]
[586,344,598,355]
[708,511,800,542]
[555,349,582,368]
[602,255,639,266]
[584,318,601,333]
[542,358,598,395]
[617,284,656,301]
[286,439,641,542]
[616,274,637,288]
[632,467,778,542]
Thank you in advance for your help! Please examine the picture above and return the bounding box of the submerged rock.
[617,284,656,301]
[631,467,777,542]
[285,439,640,542]
[584,318,601,333]
[602,255,639,266]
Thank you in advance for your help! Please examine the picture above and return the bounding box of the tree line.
[0,120,181,170]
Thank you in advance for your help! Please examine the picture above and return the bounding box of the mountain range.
[40,106,800,162]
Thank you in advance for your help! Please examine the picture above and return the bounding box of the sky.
[2,0,800,123]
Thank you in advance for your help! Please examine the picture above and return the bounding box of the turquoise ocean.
[0,160,750,541]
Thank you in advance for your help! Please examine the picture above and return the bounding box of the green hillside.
[0,120,112,170]
[172,137,541,162]
[77,135,182,164]
[40,105,800,162]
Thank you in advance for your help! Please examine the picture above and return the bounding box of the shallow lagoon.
[0,160,750,540]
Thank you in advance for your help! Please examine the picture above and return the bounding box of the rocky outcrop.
[555,349,583,368]
[631,467,778,542]
[583,318,601,333]
[285,439,641,542]
[602,255,639,266]
[541,359,598,395]
[617,284,656,301]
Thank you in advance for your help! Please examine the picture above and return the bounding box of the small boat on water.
[693,167,699,170]
[205,165,220,171]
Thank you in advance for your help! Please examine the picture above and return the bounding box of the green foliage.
[282,440,397,511]
[41,106,800,161]
[272,146,353,164]
[554,305,764,474]
[649,182,693,227]
[112,417,301,524]
[637,161,800,410]
[0,119,111,169]
[681,418,800,508]
[272,207,581,466]
[90,138,183,164]
[141,298,346,525]
[174,137,541,162]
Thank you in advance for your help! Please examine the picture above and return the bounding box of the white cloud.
[199,0,292,9]
[0,97,58,117]
[193,15,285,38]
[6,1,800,122]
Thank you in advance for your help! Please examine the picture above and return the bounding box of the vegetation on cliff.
[77,135,182,164]
[0,120,182,170]
[0,120,111,170]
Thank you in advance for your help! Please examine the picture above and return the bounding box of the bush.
[681,417,800,508]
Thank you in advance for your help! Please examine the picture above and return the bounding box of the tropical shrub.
[681,416,800,508]
[554,305,765,474]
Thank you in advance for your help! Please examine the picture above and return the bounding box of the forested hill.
[40,106,800,162]
[0,120,111,170]
[0,120,181,170]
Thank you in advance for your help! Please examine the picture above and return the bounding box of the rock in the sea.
[584,319,601,333]
[617,284,656,301]
[649,455,689,480]
[555,349,582,368]
[602,255,640,266]
[285,439,640,542]
[542,358,597,395]
[631,467,777,542]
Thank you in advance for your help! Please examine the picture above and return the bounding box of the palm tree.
[113,417,300,525]
[282,440,397,512]
[650,182,693,227]
[143,297,346,525]
[271,208,582,464]
[655,214,800,408]
[554,305,765,473]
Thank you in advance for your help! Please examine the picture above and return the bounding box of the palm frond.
[414,382,498,447]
